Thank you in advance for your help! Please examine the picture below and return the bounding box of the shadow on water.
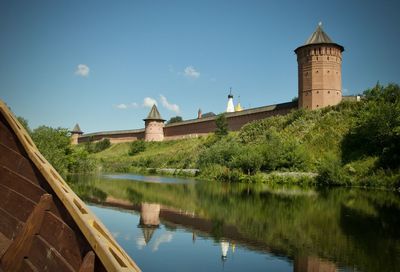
[67,173,400,272]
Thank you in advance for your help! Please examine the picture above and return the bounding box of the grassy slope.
[88,101,398,187]
[90,104,355,171]
[90,137,204,172]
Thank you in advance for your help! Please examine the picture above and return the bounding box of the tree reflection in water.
[68,174,400,272]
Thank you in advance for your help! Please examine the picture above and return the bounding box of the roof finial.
[318,21,322,27]
[229,87,232,95]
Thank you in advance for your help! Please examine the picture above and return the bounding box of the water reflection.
[138,203,160,246]
[68,174,400,272]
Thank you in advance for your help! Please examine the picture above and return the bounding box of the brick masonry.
[77,102,297,144]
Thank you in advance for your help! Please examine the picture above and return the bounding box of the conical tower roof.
[141,227,157,245]
[305,23,333,44]
[143,104,165,121]
[295,23,344,53]
[70,123,83,134]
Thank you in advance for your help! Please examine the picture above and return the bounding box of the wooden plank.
[1,194,52,271]
[1,100,140,271]
[0,207,23,240]
[0,143,39,184]
[18,259,38,272]
[39,211,87,271]
[0,114,27,156]
[0,184,36,222]
[79,251,95,272]
[0,232,11,259]
[25,235,75,272]
[0,166,46,203]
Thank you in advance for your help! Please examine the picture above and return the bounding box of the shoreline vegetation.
[21,83,400,189]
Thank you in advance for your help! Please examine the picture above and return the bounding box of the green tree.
[31,126,72,175]
[92,138,111,153]
[215,114,228,137]
[231,145,264,175]
[167,116,183,124]
[342,83,400,168]
[129,140,146,155]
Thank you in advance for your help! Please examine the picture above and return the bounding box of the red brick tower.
[143,105,165,141]
[295,23,344,109]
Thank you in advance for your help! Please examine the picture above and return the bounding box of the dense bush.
[342,83,400,169]
[215,114,228,137]
[128,140,146,155]
[30,126,96,176]
[31,126,72,175]
[197,137,240,168]
[85,138,111,153]
[231,145,264,174]
[94,138,111,152]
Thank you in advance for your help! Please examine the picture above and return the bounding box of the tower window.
[327,70,330,73]
[328,91,331,94]
[316,70,319,73]
[317,91,319,94]
[327,57,330,60]
[317,105,319,107]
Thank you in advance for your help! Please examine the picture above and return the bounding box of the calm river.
[67,174,400,272]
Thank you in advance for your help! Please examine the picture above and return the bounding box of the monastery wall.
[78,130,144,144]
[76,101,297,144]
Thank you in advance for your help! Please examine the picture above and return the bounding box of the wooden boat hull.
[0,101,140,271]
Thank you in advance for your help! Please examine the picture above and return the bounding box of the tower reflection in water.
[135,202,337,271]
[137,203,161,246]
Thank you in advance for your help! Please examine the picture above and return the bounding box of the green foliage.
[79,82,399,188]
[85,138,111,153]
[167,116,183,124]
[199,164,243,182]
[94,138,111,152]
[197,137,240,168]
[215,113,228,137]
[30,125,97,176]
[316,152,352,186]
[68,147,97,173]
[31,126,72,175]
[238,115,286,144]
[342,83,400,169]
[259,129,311,171]
[95,138,203,172]
[128,140,146,156]
[231,145,264,174]
[69,174,400,272]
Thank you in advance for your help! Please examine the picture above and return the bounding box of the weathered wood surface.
[0,100,140,271]
[1,194,52,271]
[79,251,95,272]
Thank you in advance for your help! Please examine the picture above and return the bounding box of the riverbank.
[24,83,399,189]
[81,84,399,189]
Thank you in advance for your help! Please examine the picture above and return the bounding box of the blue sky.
[0,0,399,133]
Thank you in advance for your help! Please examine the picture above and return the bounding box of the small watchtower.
[295,23,344,110]
[143,105,165,141]
[70,123,83,145]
